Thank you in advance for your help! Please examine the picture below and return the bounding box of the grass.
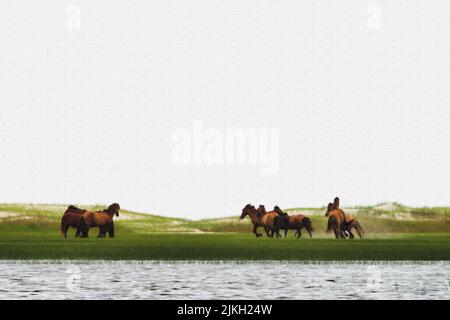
[0,203,449,261]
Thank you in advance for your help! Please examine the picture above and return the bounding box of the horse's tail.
[355,221,365,238]
[303,217,313,231]
[326,216,333,233]
[302,217,312,238]
[60,217,66,237]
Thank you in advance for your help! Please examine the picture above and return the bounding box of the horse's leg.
[348,226,355,239]
[284,228,288,238]
[342,224,349,238]
[297,228,302,238]
[264,226,271,237]
[256,225,263,237]
[338,225,346,239]
[252,224,260,237]
[61,221,68,238]
[63,225,69,238]
[99,226,108,238]
[257,225,263,237]
[77,217,88,238]
[109,223,115,238]
[334,228,339,239]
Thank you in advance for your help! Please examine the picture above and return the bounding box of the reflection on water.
[0,261,448,300]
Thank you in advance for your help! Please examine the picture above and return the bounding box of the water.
[0,260,448,300]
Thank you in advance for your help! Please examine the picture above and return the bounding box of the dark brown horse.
[240,204,263,237]
[273,206,313,238]
[77,203,120,238]
[61,205,86,238]
[343,219,364,239]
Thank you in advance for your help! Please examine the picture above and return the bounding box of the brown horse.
[325,197,364,239]
[240,204,264,237]
[273,206,313,238]
[325,200,346,239]
[61,205,86,238]
[77,203,120,238]
[257,205,282,238]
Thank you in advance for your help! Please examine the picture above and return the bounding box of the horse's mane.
[244,204,255,210]
[66,205,85,213]
[256,205,267,217]
[103,203,121,215]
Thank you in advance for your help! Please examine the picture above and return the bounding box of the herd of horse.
[60,197,364,239]
[240,197,364,239]
[60,203,120,238]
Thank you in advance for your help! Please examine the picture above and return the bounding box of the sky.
[0,1,449,219]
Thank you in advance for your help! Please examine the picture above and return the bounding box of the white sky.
[0,1,449,219]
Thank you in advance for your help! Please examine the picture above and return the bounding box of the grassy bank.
[0,203,449,260]
[0,233,449,261]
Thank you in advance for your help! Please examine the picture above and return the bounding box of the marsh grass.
[0,233,448,260]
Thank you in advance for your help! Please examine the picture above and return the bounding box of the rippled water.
[0,261,448,299]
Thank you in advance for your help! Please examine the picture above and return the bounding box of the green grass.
[0,233,449,261]
[0,203,449,260]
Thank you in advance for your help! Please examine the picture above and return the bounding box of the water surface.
[0,261,448,299]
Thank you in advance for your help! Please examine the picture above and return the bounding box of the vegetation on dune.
[0,202,449,236]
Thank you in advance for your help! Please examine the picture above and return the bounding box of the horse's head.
[240,204,255,219]
[107,203,121,217]
[325,203,333,217]
[274,205,288,217]
[333,197,340,210]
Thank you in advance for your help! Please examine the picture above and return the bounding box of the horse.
[77,203,120,238]
[240,204,263,237]
[325,197,364,239]
[61,205,86,238]
[342,219,364,239]
[273,206,313,238]
[325,201,347,239]
[257,205,282,238]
